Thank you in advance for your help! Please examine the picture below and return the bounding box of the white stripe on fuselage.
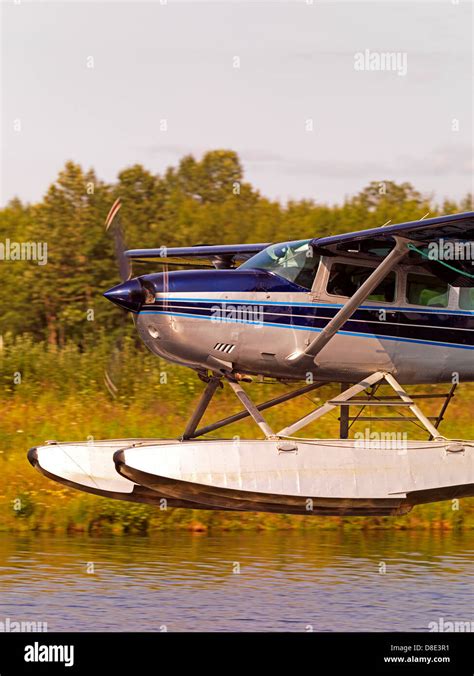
[155,293,474,316]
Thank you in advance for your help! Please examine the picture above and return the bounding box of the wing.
[125,243,270,269]
[312,211,474,286]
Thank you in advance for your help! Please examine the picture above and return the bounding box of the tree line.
[0,149,471,346]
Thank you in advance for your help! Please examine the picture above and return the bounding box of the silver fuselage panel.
[136,284,474,384]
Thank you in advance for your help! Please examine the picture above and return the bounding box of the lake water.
[0,531,472,632]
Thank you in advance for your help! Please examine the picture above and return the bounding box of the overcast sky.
[1,0,472,207]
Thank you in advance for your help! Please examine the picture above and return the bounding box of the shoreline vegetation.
[1,337,473,534]
[1,153,473,534]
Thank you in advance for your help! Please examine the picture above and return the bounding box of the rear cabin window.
[459,288,474,311]
[406,273,449,308]
[327,263,396,302]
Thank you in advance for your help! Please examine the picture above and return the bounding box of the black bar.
[0,632,471,675]
[339,382,349,439]
[430,383,457,439]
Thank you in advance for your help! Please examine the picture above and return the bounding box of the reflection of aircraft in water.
[30,205,474,516]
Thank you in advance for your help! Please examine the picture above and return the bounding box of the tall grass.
[1,335,473,533]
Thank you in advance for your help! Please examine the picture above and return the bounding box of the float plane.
[29,205,474,516]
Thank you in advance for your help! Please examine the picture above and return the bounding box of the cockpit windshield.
[239,239,320,290]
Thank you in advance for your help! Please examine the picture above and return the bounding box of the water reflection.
[0,531,472,631]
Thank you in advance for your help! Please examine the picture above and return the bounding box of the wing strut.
[286,236,410,366]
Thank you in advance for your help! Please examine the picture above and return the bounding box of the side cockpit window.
[327,263,396,302]
[239,240,320,290]
[291,250,320,290]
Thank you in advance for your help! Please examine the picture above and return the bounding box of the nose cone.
[103,278,145,313]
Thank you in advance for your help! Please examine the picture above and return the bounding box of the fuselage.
[104,245,474,385]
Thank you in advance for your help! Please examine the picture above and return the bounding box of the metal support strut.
[226,378,277,439]
[278,372,385,436]
[182,372,449,442]
[286,236,410,366]
[181,376,325,440]
[182,377,221,439]
[191,381,325,439]
[277,372,445,440]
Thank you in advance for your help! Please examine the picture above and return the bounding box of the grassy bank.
[1,338,474,533]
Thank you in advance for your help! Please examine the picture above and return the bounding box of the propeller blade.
[104,369,118,399]
[103,199,137,398]
[105,198,132,282]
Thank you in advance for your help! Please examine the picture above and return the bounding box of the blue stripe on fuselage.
[147,297,474,341]
[140,309,474,350]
